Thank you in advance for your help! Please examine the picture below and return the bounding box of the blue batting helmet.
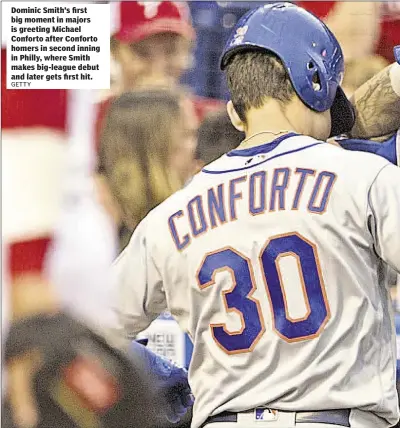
[220,2,355,137]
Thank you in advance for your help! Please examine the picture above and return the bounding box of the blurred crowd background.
[2,2,400,427]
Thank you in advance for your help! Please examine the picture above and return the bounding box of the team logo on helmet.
[230,25,248,46]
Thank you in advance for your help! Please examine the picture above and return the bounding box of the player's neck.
[241,107,298,149]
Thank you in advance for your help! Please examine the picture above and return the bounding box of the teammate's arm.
[110,216,167,348]
[349,62,400,139]
[368,164,400,272]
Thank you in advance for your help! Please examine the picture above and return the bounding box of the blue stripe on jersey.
[202,143,322,175]
[337,134,398,166]
[227,132,299,157]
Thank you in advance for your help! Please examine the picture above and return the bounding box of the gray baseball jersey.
[112,134,400,428]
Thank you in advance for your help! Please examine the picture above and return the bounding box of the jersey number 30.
[196,232,330,354]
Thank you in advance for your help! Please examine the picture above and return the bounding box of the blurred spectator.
[342,55,390,97]
[1,45,122,426]
[170,94,199,184]
[1,46,68,333]
[96,1,223,150]
[376,1,400,63]
[98,90,192,250]
[297,2,383,61]
[110,2,194,91]
[193,110,244,174]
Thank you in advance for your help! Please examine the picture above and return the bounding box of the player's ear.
[227,101,245,133]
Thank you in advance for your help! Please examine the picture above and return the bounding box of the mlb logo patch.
[255,408,278,422]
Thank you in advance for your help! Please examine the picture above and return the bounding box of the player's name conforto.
[169,166,337,251]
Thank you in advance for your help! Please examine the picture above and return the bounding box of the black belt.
[202,409,351,427]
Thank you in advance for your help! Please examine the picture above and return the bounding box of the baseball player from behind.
[111,4,400,428]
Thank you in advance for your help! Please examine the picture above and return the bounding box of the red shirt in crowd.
[297,1,400,63]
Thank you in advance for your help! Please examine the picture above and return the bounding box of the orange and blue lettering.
[308,171,336,213]
[269,168,290,211]
[188,195,208,236]
[197,232,330,352]
[168,210,190,251]
[229,176,247,221]
[292,168,315,210]
[249,171,266,215]
[196,247,265,354]
[208,184,227,228]
[260,233,330,342]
